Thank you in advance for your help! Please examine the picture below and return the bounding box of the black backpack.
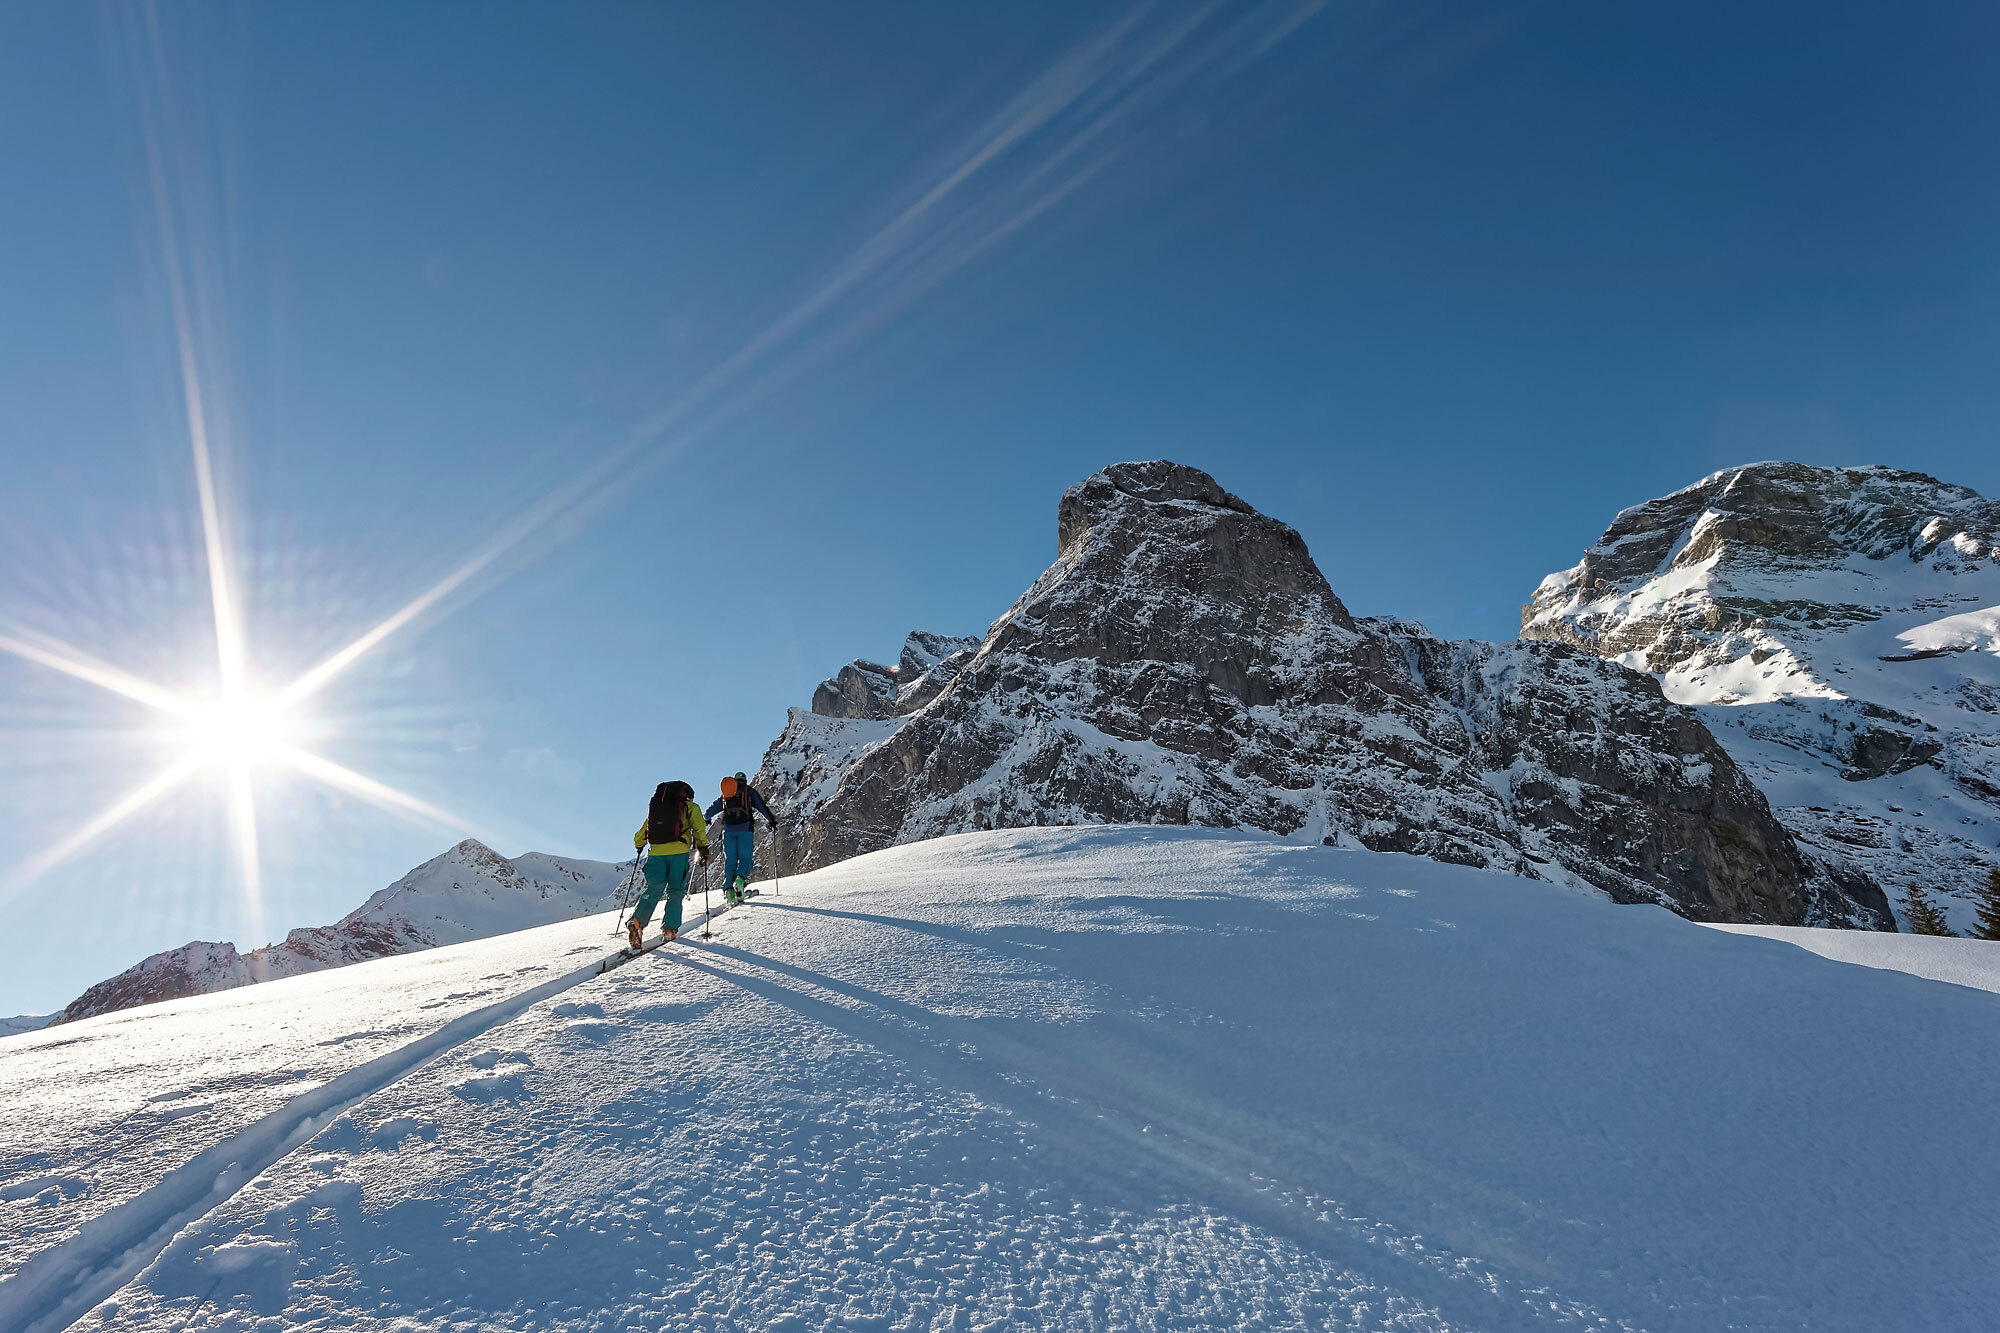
[648,781,693,843]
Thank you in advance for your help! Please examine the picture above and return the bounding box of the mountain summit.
[1524,461,2000,923]
[758,460,1886,927]
[56,842,628,1022]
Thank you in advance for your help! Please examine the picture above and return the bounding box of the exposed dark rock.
[810,660,900,720]
[757,460,1886,927]
[1523,460,1998,928]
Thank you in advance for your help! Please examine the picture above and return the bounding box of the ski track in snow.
[6,827,2000,1331]
[0,905,718,1333]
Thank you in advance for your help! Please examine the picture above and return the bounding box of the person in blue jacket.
[705,772,776,905]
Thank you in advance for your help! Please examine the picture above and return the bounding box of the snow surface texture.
[1524,461,2000,930]
[1706,923,2000,995]
[759,461,1882,928]
[8,827,1996,1331]
[56,840,633,1022]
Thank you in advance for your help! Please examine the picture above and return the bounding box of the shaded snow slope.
[15,828,1996,1331]
[56,841,632,1022]
[1523,461,2000,929]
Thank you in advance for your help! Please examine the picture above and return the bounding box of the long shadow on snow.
[754,900,1067,963]
[673,930,1628,1331]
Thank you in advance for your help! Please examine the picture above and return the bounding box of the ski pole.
[699,847,714,940]
[613,850,645,935]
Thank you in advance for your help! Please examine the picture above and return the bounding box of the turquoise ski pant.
[634,852,690,932]
[723,827,754,884]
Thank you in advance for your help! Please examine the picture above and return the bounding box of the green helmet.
[734,771,748,783]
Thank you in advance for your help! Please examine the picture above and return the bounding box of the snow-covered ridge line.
[51,842,632,1026]
[0,910,703,1333]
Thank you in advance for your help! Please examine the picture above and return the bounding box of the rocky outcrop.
[809,632,982,721]
[757,460,1885,927]
[56,841,628,1023]
[1523,461,2000,928]
[811,660,900,720]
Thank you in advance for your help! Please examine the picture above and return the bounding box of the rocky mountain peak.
[1042,460,1355,671]
[1056,460,1257,556]
[810,631,982,722]
[1530,463,2000,654]
[756,460,1888,929]
[1524,460,2000,929]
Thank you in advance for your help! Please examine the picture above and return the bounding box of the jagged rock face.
[57,841,628,1023]
[810,633,983,721]
[811,661,898,720]
[1523,461,2000,927]
[758,461,1886,927]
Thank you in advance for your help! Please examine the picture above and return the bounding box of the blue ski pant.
[723,827,755,884]
[634,852,690,932]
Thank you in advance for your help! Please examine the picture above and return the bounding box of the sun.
[184,694,291,769]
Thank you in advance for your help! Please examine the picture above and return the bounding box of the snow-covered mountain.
[3,828,1995,1331]
[756,460,1887,927]
[55,841,631,1023]
[1523,462,2000,929]
[0,1014,52,1039]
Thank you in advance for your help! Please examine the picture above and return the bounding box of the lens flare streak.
[0,627,197,720]
[11,754,207,889]
[276,747,503,846]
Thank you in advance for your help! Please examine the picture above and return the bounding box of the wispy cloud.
[285,2,1336,687]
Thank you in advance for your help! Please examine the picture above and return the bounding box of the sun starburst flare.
[0,7,493,921]
[4,0,1338,931]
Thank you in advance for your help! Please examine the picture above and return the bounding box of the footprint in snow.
[453,1073,528,1103]
[1,1174,91,1203]
[466,1049,534,1070]
[367,1116,438,1150]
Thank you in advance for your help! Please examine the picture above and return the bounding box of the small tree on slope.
[1902,883,1957,937]
[1971,868,2000,943]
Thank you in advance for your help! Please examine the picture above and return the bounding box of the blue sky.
[2,1,1997,1014]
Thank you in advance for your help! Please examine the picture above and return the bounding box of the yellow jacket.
[635,801,708,857]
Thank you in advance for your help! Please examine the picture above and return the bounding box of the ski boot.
[626,917,643,951]
[662,927,677,943]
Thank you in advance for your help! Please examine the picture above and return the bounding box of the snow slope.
[7,828,1998,1331]
[0,911,645,1301]
[1705,922,2000,995]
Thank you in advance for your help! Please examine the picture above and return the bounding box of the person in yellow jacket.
[628,780,709,949]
